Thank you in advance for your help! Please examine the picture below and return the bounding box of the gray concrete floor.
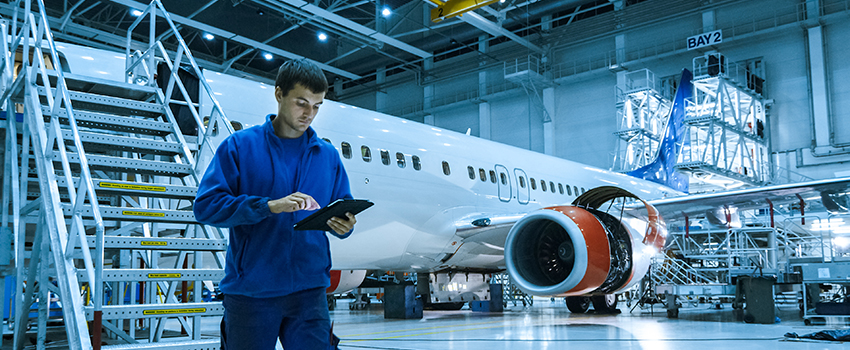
[4,298,850,349]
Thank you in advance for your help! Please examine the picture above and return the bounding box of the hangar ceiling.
[6,0,624,91]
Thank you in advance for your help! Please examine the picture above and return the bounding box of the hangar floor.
[4,298,849,349]
[329,298,848,350]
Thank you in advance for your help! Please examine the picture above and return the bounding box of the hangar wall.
[336,0,850,181]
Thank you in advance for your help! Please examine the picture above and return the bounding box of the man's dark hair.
[275,59,328,96]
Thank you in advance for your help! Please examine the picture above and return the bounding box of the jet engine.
[326,270,368,294]
[504,186,665,297]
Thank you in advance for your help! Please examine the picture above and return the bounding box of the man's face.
[273,83,325,138]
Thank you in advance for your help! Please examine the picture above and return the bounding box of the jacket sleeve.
[193,137,272,227]
[329,156,355,239]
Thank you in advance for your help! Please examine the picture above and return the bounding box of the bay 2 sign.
[687,30,722,50]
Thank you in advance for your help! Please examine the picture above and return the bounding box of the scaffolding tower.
[611,69,672,172]
[677,52,769,193]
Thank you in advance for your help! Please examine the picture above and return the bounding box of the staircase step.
[102,339,220,350]
[86,236,227,251]
[87,302,224,320]
[37,86,164,118]
[39,70,158,101]
[45,106,174,136]
[55,153,193,177]
[73,178,197,200]
[62,204,196,224]
[77,269,224,282]
[63,130,185,156]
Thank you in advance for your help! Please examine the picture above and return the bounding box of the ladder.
[1,1,236,349]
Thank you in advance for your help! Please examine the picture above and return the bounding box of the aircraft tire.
[565,296,591,313]
[591,294,619,313]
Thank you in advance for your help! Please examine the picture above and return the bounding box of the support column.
[702,9,715,32]
[807,25,831,150]
[614,34,626,67]
[376,66,387,113]
[424,114,435,125]
[479,103,491,139]
[543,87,555,155]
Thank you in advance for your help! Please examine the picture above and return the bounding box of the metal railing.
[124,0,235,178]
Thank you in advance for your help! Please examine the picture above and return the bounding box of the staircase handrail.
[124,0,236,178]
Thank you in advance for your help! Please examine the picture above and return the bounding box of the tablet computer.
[293,199,373,233]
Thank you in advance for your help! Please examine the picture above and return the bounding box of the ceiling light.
[256,8,265,15]
[263,53,273,60]
[382,7,391,17]
[204,33,215,40]
[318,32,328,42]
[131,9,143,16]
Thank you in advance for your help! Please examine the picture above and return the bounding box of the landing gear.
[565,296,591,313]
[591,294,619,314]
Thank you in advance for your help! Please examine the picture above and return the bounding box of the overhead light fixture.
[263,53,273,60]
[318,32,328,42]
[256,8,265,15]
[382,7,391,17]
[204,33,215,40]
[131,9,143,16]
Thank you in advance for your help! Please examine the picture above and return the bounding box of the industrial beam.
[459,11,544,54]
[106,0,362,80]
[430,0,499,23]
[269,0,432,58]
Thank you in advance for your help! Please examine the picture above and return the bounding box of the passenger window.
[396,152,405,168]
[442,161,451,175]
[541,180,547,192]
[530,178,537,190]
[361,146,371,162]
[519,176,526,188]
[321,138,331,144]
[489,170,496,184]
[550,182,555,193]
[412,156,421,170]
[380,150,390,165]
[468,166,475,180]
[500,173,507,185]
[479,168,486,182]
[574,186,579,195]
[558,183,564,194]
[566,185,572,196]
[341,142,352,159]
[582,187,586,194]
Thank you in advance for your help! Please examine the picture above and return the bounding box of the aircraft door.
[514,168,529,204]
[495,165,512,202]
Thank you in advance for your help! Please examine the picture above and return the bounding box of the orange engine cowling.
[326,270,367,294]
[504,187,664,296]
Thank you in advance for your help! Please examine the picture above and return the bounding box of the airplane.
[46,42,850,315]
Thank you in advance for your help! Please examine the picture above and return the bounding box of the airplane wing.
[647,176,850,219]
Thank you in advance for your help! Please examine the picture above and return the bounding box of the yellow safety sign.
[123,210,166,218]
[100,182,166,192]
[148,273,182,278]
[143,308,206,316]
[140,241,167,246]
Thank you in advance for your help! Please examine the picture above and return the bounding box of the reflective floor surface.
[330,298,849,350]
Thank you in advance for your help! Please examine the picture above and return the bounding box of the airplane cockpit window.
[530,178,537,190]
[489,170,497,184]
[341,142,352,159]
[361,146,372,162]
[558,183,564,195]
[478,168,486,182]
[549,182,555,193]
[380,150,390,165]
[468,166,475,180]
[412,156,421,171]
[396,152,406,168]
[500,173,507,185]
[442,161,451,176]
[519,176,526,188]
[541,180,547,192]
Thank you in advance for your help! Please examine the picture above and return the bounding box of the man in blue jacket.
[194,59,355,350]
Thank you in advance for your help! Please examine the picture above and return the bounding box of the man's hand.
[268,192,320,214]
[327,212,356,236]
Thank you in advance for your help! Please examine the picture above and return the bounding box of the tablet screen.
[293,199,373,233]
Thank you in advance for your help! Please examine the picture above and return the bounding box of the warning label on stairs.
[143,308,206,316]
[100,182,166,192]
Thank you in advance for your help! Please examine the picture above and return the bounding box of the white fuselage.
[58,43,681,273]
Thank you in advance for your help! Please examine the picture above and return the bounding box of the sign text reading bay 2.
[687,29,722,50]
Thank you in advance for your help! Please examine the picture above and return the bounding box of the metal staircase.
[1,1,235,349]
